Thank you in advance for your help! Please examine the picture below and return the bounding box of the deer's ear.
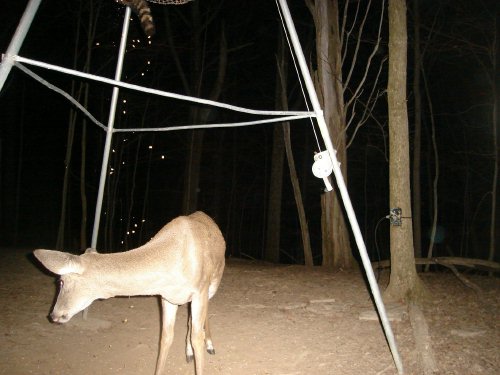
[33,249,85,275]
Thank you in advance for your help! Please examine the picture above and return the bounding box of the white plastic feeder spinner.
[312,151,334,192]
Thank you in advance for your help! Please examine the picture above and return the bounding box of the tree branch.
[343,0,372,90]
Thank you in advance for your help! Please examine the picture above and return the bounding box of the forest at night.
[0,0,498,266]
[1,1,499,375]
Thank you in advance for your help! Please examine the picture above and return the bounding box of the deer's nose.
[50,312,69,324]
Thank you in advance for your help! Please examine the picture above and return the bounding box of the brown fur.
[116,0,155,36]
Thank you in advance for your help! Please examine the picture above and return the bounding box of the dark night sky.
[0,0,498,264]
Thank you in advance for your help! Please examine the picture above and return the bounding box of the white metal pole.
[276,0,404,374]
[90,7,132,249]
[0,0,43,92]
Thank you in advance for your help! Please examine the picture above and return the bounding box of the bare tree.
[384,0,425,301]
[267,30,313,265]
[422,68,439,272]
[283,122,314,266]
[386,3,437,372]
[265,66,286,263]
[411,0,423,263]
[56,1,101,250]
[422,1,498,264]
[305,0,386,269]
[493,13,499,267]
[164,3,227,215]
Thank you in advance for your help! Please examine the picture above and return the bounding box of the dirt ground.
[0,248,498,375]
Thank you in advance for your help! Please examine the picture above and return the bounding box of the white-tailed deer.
[34,211,225,375]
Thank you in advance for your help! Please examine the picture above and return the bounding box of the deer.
[33,211,226,375]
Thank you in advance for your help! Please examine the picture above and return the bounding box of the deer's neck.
[85,247,189,299]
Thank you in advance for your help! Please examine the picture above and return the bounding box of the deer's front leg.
[155,298,178,375]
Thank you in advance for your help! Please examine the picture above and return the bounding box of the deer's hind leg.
[204,314,215,355]
[187,290,210,374]
[186,307,194,363]
[186,302,215,363]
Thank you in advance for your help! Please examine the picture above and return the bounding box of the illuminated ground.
[1,249,498,374]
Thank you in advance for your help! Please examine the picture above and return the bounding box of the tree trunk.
[178,3,226,215]
[423,69,439,271]
[80,113,88,250]
[283,124,313,266]
[489,12,499,267]
[78,1,101,250]
[56,103,76,250]
[182,1,203,215]
[183,129,205,214]
[13,86,25,246]
[412,0,422,263]
[56,3,82,250]
[309,0,353,269]
[385,0,425,301]
[273,31,313,265]
[0,139,2,241]
[139,134,154,243]
[56,1,98,250]
[265,123,285,263]
[125,134,142,249]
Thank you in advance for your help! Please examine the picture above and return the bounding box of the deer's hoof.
[207,348,215,355]
[186,354,194,363]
